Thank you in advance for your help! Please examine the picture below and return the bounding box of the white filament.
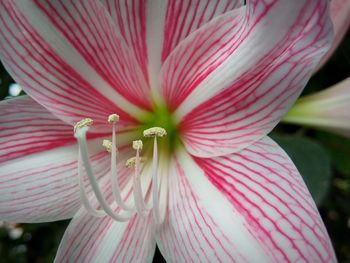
[78,148,105,217]
[132,148,151,216]
[76,127,133,222]
[152,136,160,224]
[157,154,168,225]
[111,123,134,211]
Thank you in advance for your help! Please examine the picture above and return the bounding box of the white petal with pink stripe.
[316,0,350,71]
[100,0,244,89]
[0,0,150,128]
[55,160,155,263]
[160,0,333,157]
[0,96,74,163]
[0,96,124,223]
[0,0,337,261]
[157,137,336,262]
[0,138,109,223]
[55,211,155,263]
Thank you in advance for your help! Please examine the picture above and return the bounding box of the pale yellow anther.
[108,114,120,123]
[132,140,143,151]
[125,156,146,168]
[74,118,93,133]
[102,139,113,153]
[143,127,167,137]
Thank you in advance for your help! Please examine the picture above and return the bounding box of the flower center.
[73,112,173,224]
[140,103,180,156]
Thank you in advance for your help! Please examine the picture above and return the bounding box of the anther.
[108,114,120,123]
[143,127,167,137]
[74,118,93,133]
[132,140,143,151]
[102,139,116,153]
[125,156,146,168]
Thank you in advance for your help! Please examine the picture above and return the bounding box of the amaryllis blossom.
[283,77,350,138]
[0,0,337,262]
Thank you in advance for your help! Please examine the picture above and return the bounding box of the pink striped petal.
[0,137,111,223]
[158,137,336,262]
[55,206,155,262]
[160,0,333,157]
[316,0,350,71]
[0,0,151,128]
[55,150,155,262]
[100,0,243,88]
[0,96,113,222]
[0,96,74,163]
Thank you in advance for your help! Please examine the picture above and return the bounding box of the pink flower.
[0,1,337,262]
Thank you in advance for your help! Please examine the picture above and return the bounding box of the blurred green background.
[0,29,349,263]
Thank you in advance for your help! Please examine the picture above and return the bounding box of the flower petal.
[100,0,243,88]
[55,142,156,262]
[0,96,112,222]
[158,137,336,262]
[0,0,151,127]
[55,189,155,262]
[316,0,350,71]
[283,77,350,138]
[0,96,74,163]
[0,138,111,223]
[160,0,333,157]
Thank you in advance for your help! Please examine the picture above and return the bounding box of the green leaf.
[271,134,332,206]
[315,131,350,178]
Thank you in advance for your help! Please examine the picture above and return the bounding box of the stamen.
[74,118,93,133]
[130,140,151,216]
[75,118,168,222]
[143,127,167,137]
[76,126,133,221]
[132,140,143,150]
[102,139,113,153]
[125,156,146,168]
[109,114,134,211]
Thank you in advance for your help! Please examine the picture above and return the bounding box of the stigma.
[74,118,93,133]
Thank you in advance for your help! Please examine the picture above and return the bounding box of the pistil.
[143,127,167,224]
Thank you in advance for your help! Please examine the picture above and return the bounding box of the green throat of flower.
[140,103,180,157]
